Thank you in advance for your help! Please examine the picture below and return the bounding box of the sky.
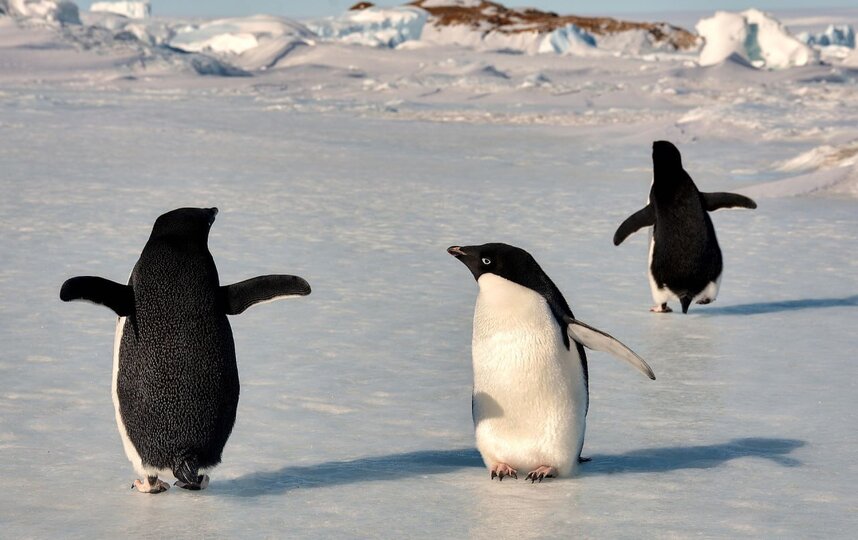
[77,1,858,19]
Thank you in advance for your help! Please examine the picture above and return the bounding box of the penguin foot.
[696,298,713,305]
[175,474,210,491]
[578,456,592,464]
[525,466,556,483]
[133,476,170,494]
[489,463,518,481]
[650,303,672,313]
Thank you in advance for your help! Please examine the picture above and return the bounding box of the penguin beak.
[447,246,467,258]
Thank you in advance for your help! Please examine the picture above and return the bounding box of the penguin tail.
[680,296,692,314]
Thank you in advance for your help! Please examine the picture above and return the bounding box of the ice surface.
[306,6,427,48]
[537,23,597,55]
[4,0,79,24]
[697,9,818,69]
[89,1,150,20]
[798,24,856,48]
[1,4,858,538]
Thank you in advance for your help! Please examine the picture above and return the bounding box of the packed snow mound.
[743,141,858,198]
[798,25,855,48]
[408,0,699,54]
[742,166,858,198]
[79,9,173,45]
[169,15,314,57]
[696,9,818,69]
[3,0,80,24]
[776,140,858,173]
[89,1,149,19]
[306,6,426,48]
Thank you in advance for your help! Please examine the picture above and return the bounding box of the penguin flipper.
[60,276,134,317]
[613,205,655,246]
[565,317,656,380]
[221,274,311,315]
[701,192,757,211]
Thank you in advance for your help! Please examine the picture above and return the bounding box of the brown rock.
[409,0,699,51]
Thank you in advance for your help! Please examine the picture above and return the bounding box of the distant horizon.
[76,1,858,20]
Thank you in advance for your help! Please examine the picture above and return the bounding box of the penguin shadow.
[220,448,484,497]
[220,437,803,497]
[582,437,805,475]
[698,294,858,316]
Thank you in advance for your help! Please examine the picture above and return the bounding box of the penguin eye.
[481,257,491,265]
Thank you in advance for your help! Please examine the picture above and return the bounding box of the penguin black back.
[120,207,238,479]
[60,207,312,492]
[614,141,756,313]
[649,142,723,309]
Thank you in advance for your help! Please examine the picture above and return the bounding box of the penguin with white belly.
[60,207,311,493]
[613,140,757,314]
[448,243,655,482]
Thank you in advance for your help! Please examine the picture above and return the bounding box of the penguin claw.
[650,304,672,313]
[174,474,210,491]
[133,477,170,494]
[525,466,556,484]
[490,463,517,481]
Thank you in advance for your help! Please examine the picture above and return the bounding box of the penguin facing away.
[60,207,311,493]
[613,141,757,314]
[448,243,654,482]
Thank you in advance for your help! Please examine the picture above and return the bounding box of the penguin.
[60,207,311,493]
[613,140,757,314]
[448,243,654,482]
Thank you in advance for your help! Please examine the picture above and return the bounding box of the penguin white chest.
[471,274,587,477]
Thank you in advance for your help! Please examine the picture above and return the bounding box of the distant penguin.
[60,207,311,493]
[613,141,757,314]
[448,243,654,482]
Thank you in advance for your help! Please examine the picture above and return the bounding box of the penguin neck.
[653,167,690,197]
[475,274,551,327]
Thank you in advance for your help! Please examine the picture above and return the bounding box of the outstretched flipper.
[613,205,655,246]
[564,316,656,380]
[221,275,311,315]
[60,276,134,317]
[701,192,757,211]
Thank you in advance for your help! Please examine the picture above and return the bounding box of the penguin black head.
[150,207,218,243]
[448,242,576,349]
[652,140,683,176]
[447,243,548,287]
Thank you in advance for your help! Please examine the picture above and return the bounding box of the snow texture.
[89,1,150,20]
[1,3,858,538]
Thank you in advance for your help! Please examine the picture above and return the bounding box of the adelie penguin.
[614,140,757,314]
[448,243,655,482]
[60,207,311,493]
